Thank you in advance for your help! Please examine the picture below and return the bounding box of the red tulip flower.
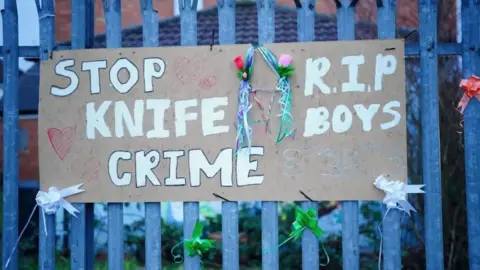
[234,56,245,71]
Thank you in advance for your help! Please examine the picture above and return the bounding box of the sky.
[0,0,39,72]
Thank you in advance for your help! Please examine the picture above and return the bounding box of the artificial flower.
[278,54,292,67]
[233,56,245,70]
[233,55,253,81]
[458,75,480,113]
[276,54,295,78]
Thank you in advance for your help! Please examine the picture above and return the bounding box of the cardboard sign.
[38,40,406,203]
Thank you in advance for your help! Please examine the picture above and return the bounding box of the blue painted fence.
[1,0,480,269]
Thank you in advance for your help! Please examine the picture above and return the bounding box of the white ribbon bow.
[374,175,425,216]
[5,184,85,268]
[36,184,85,235]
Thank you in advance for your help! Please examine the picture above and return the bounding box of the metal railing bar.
[461,0,480,269]
[217,1,240,268]
[179,0,201,269]
[69,1,88,267]
[37,0,57,268]
[297,0,320,267]
[418,0,444,269]
[256,1,279,269]
[377,0,402,269]
[141,0,163,268]
[1,0,20,267]
[337,0,360,269]
[101,0,125,269]
[0,43,464,59]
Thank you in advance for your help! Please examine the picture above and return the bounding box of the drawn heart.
[47,127,76,160]
[199,76,217,89]
[71,158,101,182]
[174,56,204,85]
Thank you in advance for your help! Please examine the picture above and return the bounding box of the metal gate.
[2,0,480,269]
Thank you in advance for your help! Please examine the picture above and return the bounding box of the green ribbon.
[275,77,295,143]
[269,206,330,266]
[290,206,324,240]
[171,220,216,265]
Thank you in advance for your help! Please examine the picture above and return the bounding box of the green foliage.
[277,65,295,78]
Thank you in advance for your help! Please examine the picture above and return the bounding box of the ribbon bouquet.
[233,45,297,153]
[233,46,256,154]
[257,46,296,143]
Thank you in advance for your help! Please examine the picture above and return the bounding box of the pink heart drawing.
[47,127,76,160]
[174,56,204,85]
[71,157,101,182]
[199,76,217,89]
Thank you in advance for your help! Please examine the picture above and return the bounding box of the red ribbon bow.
[458,75,480,114]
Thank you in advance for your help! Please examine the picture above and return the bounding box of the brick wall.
[0,119,39,180]
[55,0,422,42]
[56,0,175,42]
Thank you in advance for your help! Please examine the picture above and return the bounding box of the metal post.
[1,0,20,268]
[217,0,240,268]
[256,0,279,269]
[179,0,201,269]
[101,0,124,269]
[70,0,89,268]
[462,0,480,269]
[336,1,360,269]
[141,0,162,268]
[377,0,403,269]
[418,0,444,269]
[37,0,57,268]
[296,0,320,268]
